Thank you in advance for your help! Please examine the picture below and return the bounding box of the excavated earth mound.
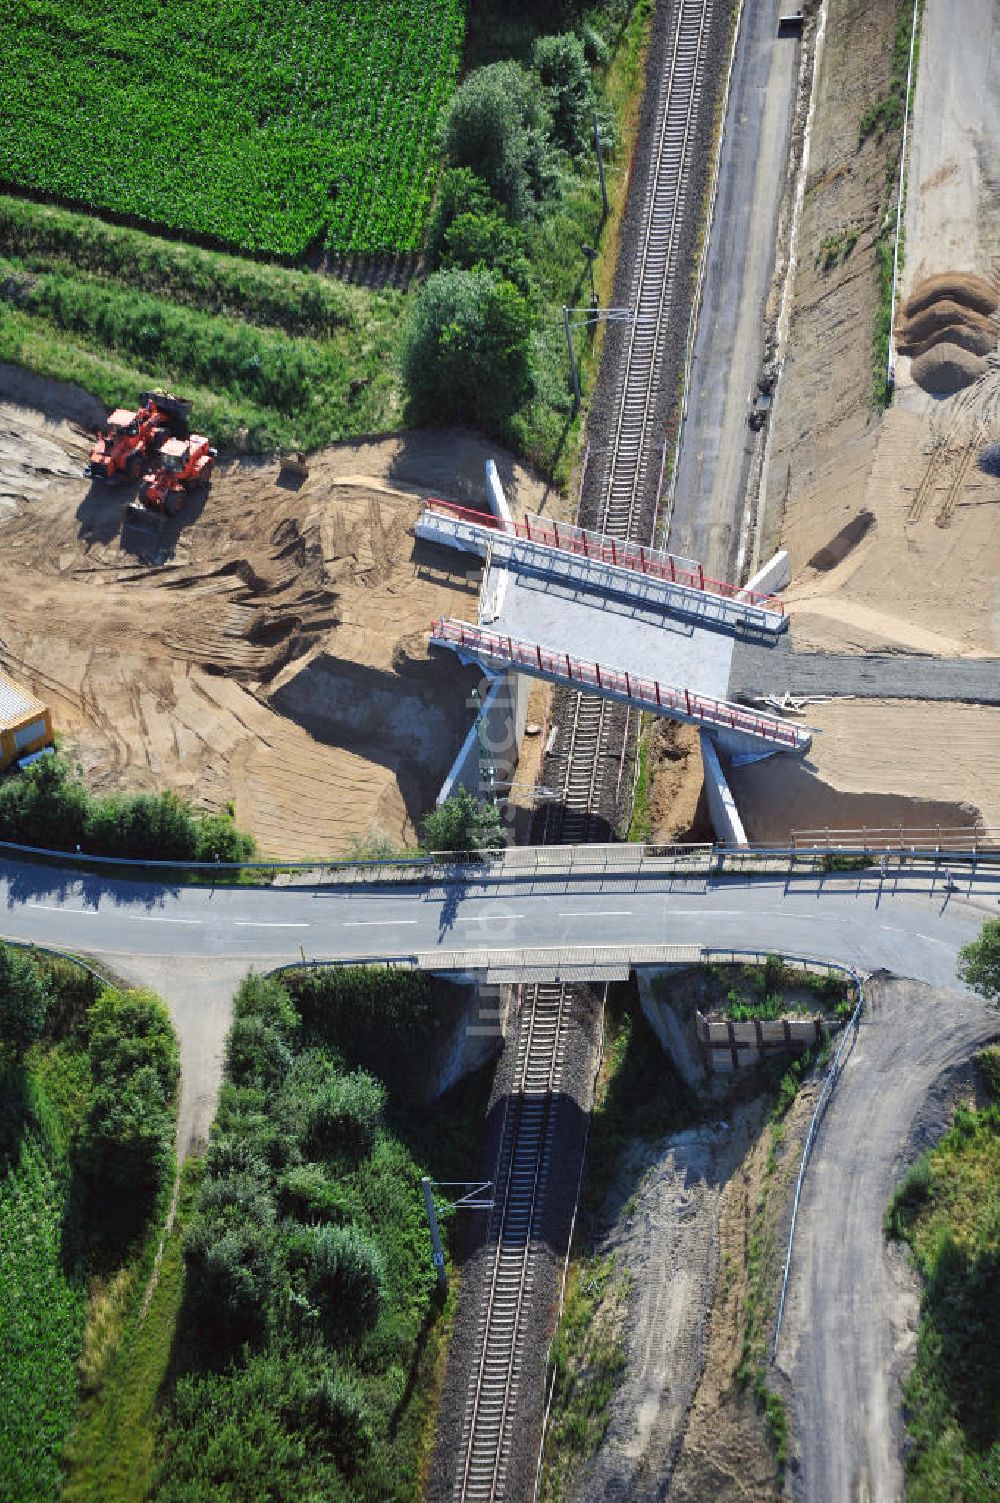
[899,272,998,393]
[910,343,987,394]
[902,272,999,318]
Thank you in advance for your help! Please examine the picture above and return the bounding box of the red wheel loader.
[86,391,192,482]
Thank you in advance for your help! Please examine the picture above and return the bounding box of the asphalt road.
[779,975,1000,1503]
[2,858,996,981]
[670,0,799,577]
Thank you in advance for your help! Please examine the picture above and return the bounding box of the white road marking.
[28,902,95,915]
[343,919,418,927]
[455,914,525,922]
[129,914,203,924]
[234,920,309,929]
[557,910,632,918]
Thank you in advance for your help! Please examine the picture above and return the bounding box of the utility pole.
[594,112,609,221]
[421,1178,447,1291]
[420,1178,494,1292]
[563,305,582,411]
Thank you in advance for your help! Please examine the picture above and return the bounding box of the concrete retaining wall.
[436,670,527,804]
[700,732,748,845]
[697,1009,830,1073]
[741,548,790,598]
[428,983,509,1099]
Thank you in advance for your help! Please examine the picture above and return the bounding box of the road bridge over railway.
[0,854,994,987]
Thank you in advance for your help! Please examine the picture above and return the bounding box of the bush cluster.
[402,28,603,432]
[157,964,464,1499]
[160,974,395,1497]
[0,754,255,864]
[79,989,179,1236]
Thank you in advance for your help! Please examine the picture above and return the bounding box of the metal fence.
[0,834,998,884]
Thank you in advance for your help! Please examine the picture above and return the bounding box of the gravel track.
[778,975,1000,1503]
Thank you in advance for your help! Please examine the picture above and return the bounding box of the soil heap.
[897,272,999,393]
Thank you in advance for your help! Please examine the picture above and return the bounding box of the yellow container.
[0,672,53,771]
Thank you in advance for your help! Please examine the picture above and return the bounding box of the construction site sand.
[0,375,552,858]
[729,699,1000,842]
[756,0,1000,841]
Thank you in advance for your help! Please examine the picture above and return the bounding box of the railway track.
[539,0,713,846]
[456,985,567,1502]
[451,2,719,1498]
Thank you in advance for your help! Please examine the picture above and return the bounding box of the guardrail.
[422,498,783,612]
[0,834,997,885]
[430,618,809,750]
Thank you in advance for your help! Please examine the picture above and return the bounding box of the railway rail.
[451,2,721,1499]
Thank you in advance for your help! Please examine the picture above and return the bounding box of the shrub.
[532,33,594,154]
[440,210,534,295]
[402,268,534,428]
[301,1368,372,1470]
[283,967,449,1100]
[421,788,506,854]
[185,1219,280,1344]
[226,1016,293,1091]
[302,1223,386,1339]
[278,1162,354,1224]
[232,973,300,1040]
[0,944,51,1059]
[154,1353,356,1502]
[0,753,256,864]
[978,1044,1000,1102]
[282,1056,386,1160]
[424,166,498,266]
[885,1155,932,1240]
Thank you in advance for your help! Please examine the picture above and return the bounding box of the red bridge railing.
[423,498,783,614]
[431,619,807,749]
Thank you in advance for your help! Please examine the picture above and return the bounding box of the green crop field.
[0,1106,84,1503]
[1,0,465,258]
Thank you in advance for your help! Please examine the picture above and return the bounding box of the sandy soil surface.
[749,0,1000,841]
[0,371,551,857]
[646,719,707,843]
[778,976,1000,1503]
[730,698,1000,839]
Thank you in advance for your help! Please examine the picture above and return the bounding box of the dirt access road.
[0,367,550,858]
[670,0,799,579]
[778,975,1000,1502]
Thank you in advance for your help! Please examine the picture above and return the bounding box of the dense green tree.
[439,61,554,221]
[82,1065,173,1194]
[0,944,51,1059]
[958,918,1000,1004]
[532,33,594,154]
[424,166,498,267]
[402,268,533,428]
[440,209,534,295]
[87,988,180,1097]
[421,788,505,854]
